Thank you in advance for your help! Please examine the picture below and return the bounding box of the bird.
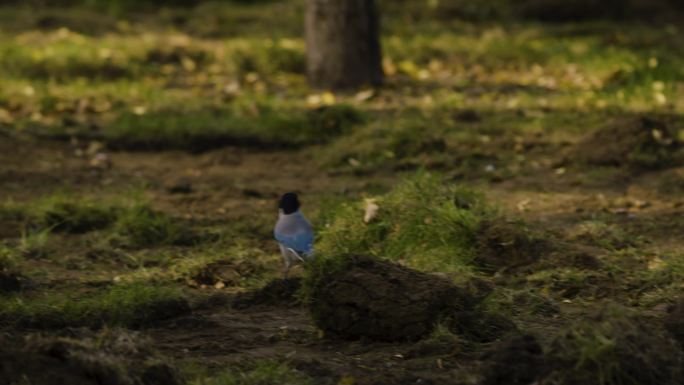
[274,192,314,278]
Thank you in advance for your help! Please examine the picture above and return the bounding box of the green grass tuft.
[0,245,21,271]
[0,283,189,328]
[190,360,313,385]
[100,104,364,152]
[114,202,196,248]
[33,195,118,233]
[316,172,492,273]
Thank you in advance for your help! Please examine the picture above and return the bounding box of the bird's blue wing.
[275,231,314,255]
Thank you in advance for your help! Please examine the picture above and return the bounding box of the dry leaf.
[363,198,379,223]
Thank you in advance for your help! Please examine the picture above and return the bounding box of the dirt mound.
[474,220,551,273]
[665,297,684,349]
[568,117,682,169]
[307,256,476,341]
[0,329,180,385]
[232,278,302,309]
[481,334,547,385]
[544,306,683,385]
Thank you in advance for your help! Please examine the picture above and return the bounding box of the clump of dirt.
[567,116,683,170]
[664,297,684,349]
[0,329,181,385]
[481,334,547,385]
[306,256,476,341]
[232,278,302,309]
[474,220,551,273]
[544,305,683,385]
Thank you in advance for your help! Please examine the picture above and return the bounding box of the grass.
[316,172,493,273]
[190,360,313,385]
[0,244,21,271]
[17,228,52,258]
[1,4,683,157]
[635,252,684,307]
[98,103,363,151]
[481,287,559,318]
[547,304,683,385]
[0,282,189,328]
[32,195,118,233]
[113,202,196,248]
[3,194,117,233]
[0,193,199,248]
[569,220,644,251]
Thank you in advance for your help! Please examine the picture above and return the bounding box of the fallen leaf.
[354,89,375,102]
[364,198,379,223]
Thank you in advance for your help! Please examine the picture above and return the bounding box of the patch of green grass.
[99,103,363,151]
[569,220,641,251]
[2,194,118,234]
[115,244,277,291]
[190,360,313,385]
[635,252,684,307]
[525,267,613,300]
[32,195,118,233]
[3,194,198,249]
[113,202,196,248]
[0,244,21,271]
[316,172,493,273]
[481,287,559,318]
[17,228,51,258]
[321,111,449,170]
[0,282,189,328]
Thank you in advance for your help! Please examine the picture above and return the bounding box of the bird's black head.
[279,192,300,214]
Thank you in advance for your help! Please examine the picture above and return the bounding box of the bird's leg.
[283,255,291,279]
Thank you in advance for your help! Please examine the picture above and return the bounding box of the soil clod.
[307,256,475,341]
[568,116,683,169]
[474,220,550,273]
[0,329,181,385]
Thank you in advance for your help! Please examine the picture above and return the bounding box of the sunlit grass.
[316,173,493,273]
[0,282,189,328]
[1,17,682,149]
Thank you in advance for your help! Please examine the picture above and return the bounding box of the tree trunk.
[305,0,383,90]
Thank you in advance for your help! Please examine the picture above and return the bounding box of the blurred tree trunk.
[305,0,383,90]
